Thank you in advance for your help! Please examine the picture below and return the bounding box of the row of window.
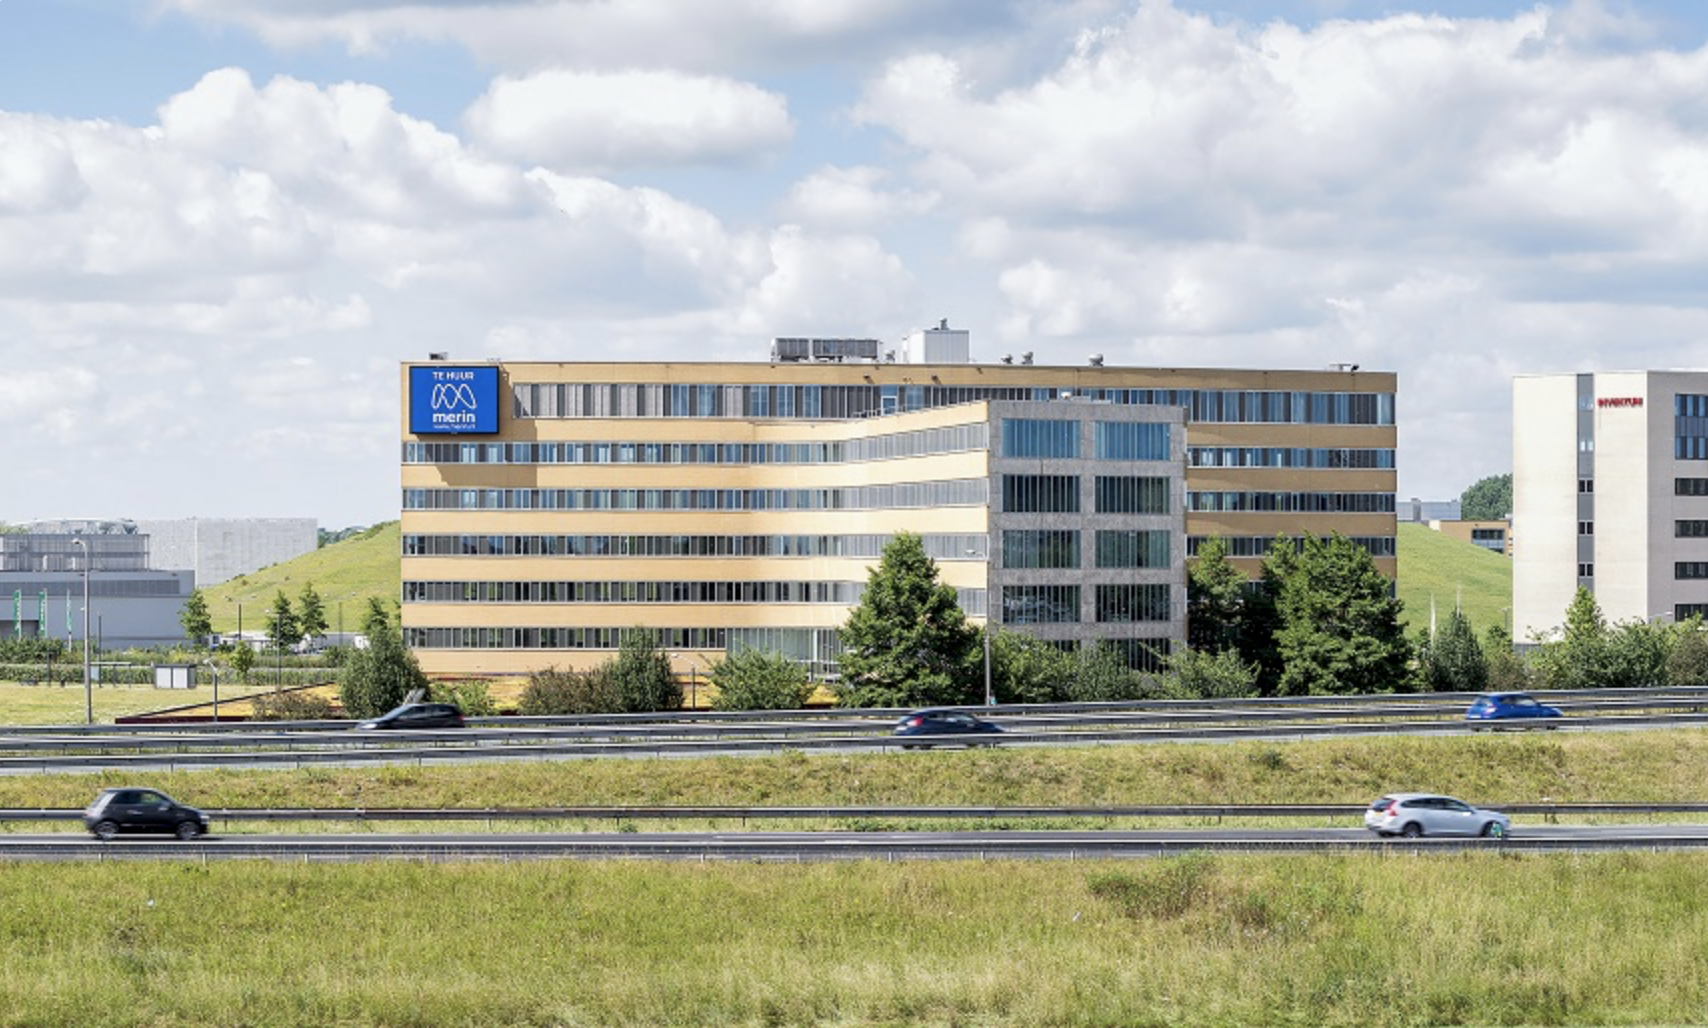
[1678,479,1708,496]
[1000,584,1173,625]
[512,382,1396,426]
[1677,563,1708,580]
[1184,536,1397,558]
[1186,492,1396,513]
[405,580,867,605]
[1001,530,1172,570]
[1000,419,1172,461]
[403,479,988,512]
[403,423,990,467]
[403,533,989,560]
[1187,447,1395,469]
[999,475,1173,514]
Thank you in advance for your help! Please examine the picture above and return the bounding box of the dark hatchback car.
[356,702,466,730]
[893,708,1006,749]
[1465,692,1562,729]
[83,788,211,841]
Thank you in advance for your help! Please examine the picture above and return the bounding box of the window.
[1095,584,1171,623]
[1002,530,1080,570]
[1095,476,1171,514]
[1579,521,1594,535]
[1001,419,1078,458]
[1094,530,1170,568]
[1002,475,1080,513]
[1579,479,1595,494]
[1677,563,1708,580]
[1094,422,1170,461]
[1001,585,1080,624]
[1681,521,1708,538]
[1678,479,1708,496]
[1578,563,1594,578]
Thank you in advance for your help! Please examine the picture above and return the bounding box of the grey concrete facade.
[986,400,1187,663]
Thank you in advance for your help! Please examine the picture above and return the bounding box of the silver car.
[1364,793,1511,839]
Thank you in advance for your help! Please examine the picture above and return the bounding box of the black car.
[83,788,211,841]
[893,708,1006,749]
[356,702,465,730]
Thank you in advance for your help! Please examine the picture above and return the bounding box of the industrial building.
[1,523,194,650]
[399,326,1398,678]
[131,517,317,587]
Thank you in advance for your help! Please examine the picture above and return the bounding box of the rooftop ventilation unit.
[1088,354,1104,367]
[771,337,883,362]
[428,352,448,361]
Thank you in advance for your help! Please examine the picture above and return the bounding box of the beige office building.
[1515,371,1708,639]
[399,334,1396,678]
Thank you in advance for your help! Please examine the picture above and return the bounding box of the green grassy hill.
[1395,522,1512,638]
[203,522,401,634]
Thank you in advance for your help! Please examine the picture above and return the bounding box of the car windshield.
[1511,697,1538,707]
[1369,798,1394,810]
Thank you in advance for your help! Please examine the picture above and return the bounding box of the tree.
[363,596,392,635]
[1242,537,1298,695]
[1187,536,1246,654]
[266,590,301,650]
[297,582,329,642]
[179,589,213,647]
[1460,473,1513,521]
[990,628,1076,705]
[1421,607,1487,693]
[835,532,981,708]
[229,643,256,683]
[609,630,681,712]
[1274,534,1414,695]
[1482,625,1532,692]
[1531,587,1609,690]
[1064,642,1150,701]
[1668,617,1708,686]
[1602,618,1672,688]
[338,619,429,718]
[519,666,622,715]
[708,649,814,711]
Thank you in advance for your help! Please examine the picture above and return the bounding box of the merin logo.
[427,373,482,428]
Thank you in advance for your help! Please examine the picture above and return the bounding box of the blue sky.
[3,0,1708,527]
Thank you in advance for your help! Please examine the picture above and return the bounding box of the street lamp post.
[71,538,91,725]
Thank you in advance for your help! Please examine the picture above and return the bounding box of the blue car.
[1465,692,1562,730]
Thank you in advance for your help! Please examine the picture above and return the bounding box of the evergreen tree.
[708,649,814,711]
[363,596,392,635]
[1187,536,1246,654]
[1274,534,1413,695]
[835,532,980,708]
[266,590,301,649]
[297,582,329,641]
[609,630,682,712]
[1460,473,1513,520]
[1422,607,1487,693]
[339,619,429,718]
[1242,536,1297,695]
[179,589,213,647]
[1531,587,1609,690]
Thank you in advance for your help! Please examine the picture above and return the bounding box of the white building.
[1513,371,1708,640]
[131,518,317,586]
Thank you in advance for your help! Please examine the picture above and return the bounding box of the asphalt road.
[9,823,1708,862]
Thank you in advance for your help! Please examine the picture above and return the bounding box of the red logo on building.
[1597,397,1644,408]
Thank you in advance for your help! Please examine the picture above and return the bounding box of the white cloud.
[778,165,937,229]
[466,70,793,171]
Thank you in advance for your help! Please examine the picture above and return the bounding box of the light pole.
[971,543,993,706]
[71,538,91,725]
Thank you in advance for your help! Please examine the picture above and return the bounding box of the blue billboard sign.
[409,365,500,434]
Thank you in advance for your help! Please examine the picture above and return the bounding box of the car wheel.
[1400,822,1423,839]
[92,820,119,842]
[175,821,202,841]
[1481,821,1506,839]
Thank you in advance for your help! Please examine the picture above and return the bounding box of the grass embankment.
[0,682,289,726]
[3,853,1706,1026]
[201,521,401,635]
[2,730,1704,811]
[1395,521,1512,637]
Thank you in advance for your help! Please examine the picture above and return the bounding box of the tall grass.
[1,853,1704,1026]
[0,730,1705,811]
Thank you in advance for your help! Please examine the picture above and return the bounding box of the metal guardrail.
[7,802,1708,823]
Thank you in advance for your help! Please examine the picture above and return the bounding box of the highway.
[4,824,1708,862]
[1,685,1706,774]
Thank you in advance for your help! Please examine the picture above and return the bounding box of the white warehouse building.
[131,518,318,586]
[1514,371,1708,640]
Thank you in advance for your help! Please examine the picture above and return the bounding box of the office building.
[1514,371,1708,639]
[399,334,1397,678]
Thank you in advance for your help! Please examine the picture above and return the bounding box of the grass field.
[1394,522,1513,638]
[201,521,401,635]
[3,852,1705,1026]
[0,681,290,726]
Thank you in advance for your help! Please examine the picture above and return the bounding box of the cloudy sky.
[3,0,1707,530]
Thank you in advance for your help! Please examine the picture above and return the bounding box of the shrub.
[519,666,622,715]
[250,690,338,721]
[610,631,681,712]
[431,679,496,716]
[708,649,814,711]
